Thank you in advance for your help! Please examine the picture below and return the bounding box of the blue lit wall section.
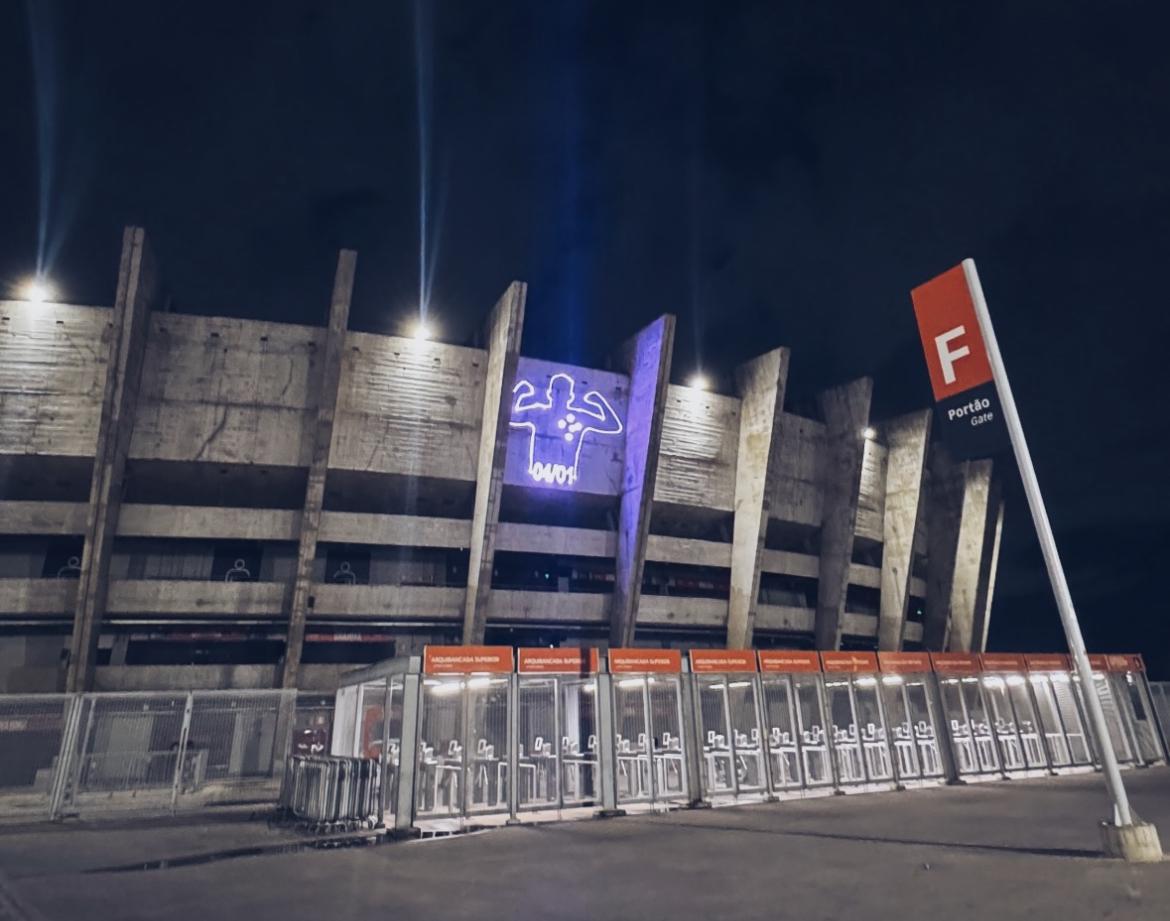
[504,358,629,495]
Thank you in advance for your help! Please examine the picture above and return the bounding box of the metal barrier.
[279,755,382,825]
[0,694,75,820]
[0,689,298,821]
[1150,681,1170,748]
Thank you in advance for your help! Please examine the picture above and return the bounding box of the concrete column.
[876,410,932,651]
[921,449,995,652]
[970,477,1004,653]
[462,283,527,643]
[65,227,159,692]
[609,315,676,647]
[727,348,790,648]
[279,251,355,688]
[813,378,873,650]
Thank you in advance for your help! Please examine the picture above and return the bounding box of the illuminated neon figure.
[510,372,623,486]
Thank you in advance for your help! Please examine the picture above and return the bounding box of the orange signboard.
[757,650,821,673]
[979,653,1027,673]
[930,652,982,675]
[911,265,994,402]
[820,651,879,674]
[877,652,932,674]
[423,645,513,675]
[1089,653,1144,673]
[607,648,682,674]
[1024,654,1070,672]
[689,649,758,674]
[517,648,598,675]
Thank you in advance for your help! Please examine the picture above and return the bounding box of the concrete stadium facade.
[0,229,1004,693]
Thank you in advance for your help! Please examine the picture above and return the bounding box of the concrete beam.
[921,449,995,651]
[279,250,355,688]
[65,227,159,692]
[462,283,527,643]
[876,410,932,650]
[813,377,872,650]
[727,348,790,648]
[609,315,676,646]
[970,475,1004,653]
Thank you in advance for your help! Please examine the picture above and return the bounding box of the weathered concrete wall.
[0,301,111,457]
[654,387,739,510]
[727,348,789,648]
[922,451,995,652]
[813,378,872,650]
[0,501,88,535]
[854,440,888,542]
[332,332,486,480]
[610,315,675,646]
[769,413,825,526]
[877,411,931,651]
[68,228,159,692]
[282,251,355,688]
[970,476,1003,654]
[463,283,527,642]
[130,314,323,466]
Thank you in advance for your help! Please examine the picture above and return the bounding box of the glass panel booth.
[329,646,1164,833]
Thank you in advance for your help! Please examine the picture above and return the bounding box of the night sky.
[2,2,1167,674]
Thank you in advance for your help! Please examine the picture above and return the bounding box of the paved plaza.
[1,769,1167,920]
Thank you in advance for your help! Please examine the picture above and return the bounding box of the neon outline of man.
[510,372,623,487]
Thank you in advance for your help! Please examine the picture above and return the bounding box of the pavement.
[1,769,1168,920]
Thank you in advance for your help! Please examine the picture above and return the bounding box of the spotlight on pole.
[688,373,710,391]
[17,277,55,304]
[410,319,434,342]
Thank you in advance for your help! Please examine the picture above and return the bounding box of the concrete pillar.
[609,315,676,647]
[813,378,873,650]
[970,477,1004,653]
[727,348,790,648]
[876,410,932,651]
[921,449,995,652]
[462,283,527,643]
[279,250,355,688]
[66,227,159,692]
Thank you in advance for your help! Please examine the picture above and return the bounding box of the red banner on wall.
[423,645,513,675]
[1024,654,1070,672]
[820,651,879,674]
[930,652,982,675]
[757,650,821,673]
[689,650,758,674]
[608,649,682,674]
[877,652,932,674]
[517,648,598,675]
[979,653,1027,673]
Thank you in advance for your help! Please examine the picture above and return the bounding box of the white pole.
[961,258,1134,827]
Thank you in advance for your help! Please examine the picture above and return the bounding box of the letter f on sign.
[935,326,970,385]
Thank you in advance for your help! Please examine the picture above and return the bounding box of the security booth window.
[877,653,945,781]
[608,649,688,807]
[689,651,766,802]
[821,653,894,787]
[515,649,601,811]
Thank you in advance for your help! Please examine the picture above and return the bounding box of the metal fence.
[0,690,298,822]
[1149,681,1170,749]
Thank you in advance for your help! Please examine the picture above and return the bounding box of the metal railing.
[0,690,298,821]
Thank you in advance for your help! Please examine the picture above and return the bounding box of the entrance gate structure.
[876,652,948,783]
[688,650,768,803]
[326,646,1166,835]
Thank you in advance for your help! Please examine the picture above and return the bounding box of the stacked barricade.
[280,755,382,828]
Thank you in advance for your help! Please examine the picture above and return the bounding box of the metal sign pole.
[961,259,1135,827]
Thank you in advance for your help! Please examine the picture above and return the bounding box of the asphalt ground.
[1,768,1167,920]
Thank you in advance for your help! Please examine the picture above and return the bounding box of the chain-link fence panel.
[0,695,77,820]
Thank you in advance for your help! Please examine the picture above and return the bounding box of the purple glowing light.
[510,372,623,487]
